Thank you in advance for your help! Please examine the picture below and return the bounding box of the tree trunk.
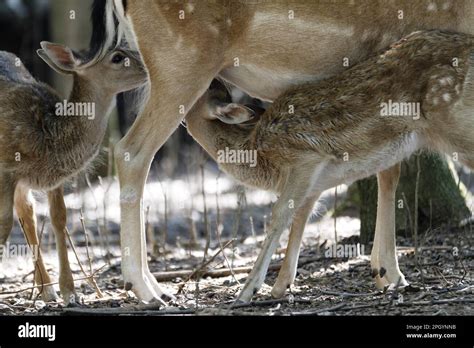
[358,153,471,245]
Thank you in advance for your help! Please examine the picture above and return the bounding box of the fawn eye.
[111,53,125,64]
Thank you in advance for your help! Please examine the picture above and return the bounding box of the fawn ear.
[37,41,80,75]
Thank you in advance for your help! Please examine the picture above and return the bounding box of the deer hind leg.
[371,163,408,289]
[271,194,319,299]
[47,187,76,305]
[237,166,319,303]
[14,185,58,302]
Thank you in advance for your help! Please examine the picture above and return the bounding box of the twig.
[215,173,239,285]
[319,289,383,298]
[230,298,312,309]
[231,186,246,268]
[0,265,107,296]
[200,164,211,260]
[144,205,157,257]
[413,154,424,283]
[61,305,196,316]
[176,239,234,294]
[84,173,110,262]
[80,210,94,276]
[65,226,104,298]
[97,176,112,260]
[156,173,169,263]
[154,255,324,281]
[290,302,346,316]
[401,192,413,238]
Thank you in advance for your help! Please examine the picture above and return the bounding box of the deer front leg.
[271,195,319,299]
[115,71,219,303]
[371,163,408,289]
[14,185,58,302]
[47,187,76,305]
[237,169,315,303]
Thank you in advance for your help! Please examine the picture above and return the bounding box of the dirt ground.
[0,223,472,316]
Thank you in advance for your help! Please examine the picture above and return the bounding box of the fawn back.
[188,30,474,195]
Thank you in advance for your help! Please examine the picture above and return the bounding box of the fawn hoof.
[232,299,247,307]
[271,283,288,299]
[62,291,81,307]
[236,286,258,304]
[40,286,59,303]
[64,298,81,308]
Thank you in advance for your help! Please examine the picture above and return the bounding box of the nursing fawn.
[186,30,474,302]
[0,43,147,304]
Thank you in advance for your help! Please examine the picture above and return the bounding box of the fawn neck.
[186,96,250,160]
[42,74,115,180]
[186,96,282,191]
[67,74,114,133]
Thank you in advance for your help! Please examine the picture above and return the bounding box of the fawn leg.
[0,174,14,245]
[271,195,319,298]
[47,187,76,304]
[371,163,408,289]
[14,185,58,302]
[237,169,315,302]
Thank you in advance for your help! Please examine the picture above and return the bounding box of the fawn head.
[37,41,148,94]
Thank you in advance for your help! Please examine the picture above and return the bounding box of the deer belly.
[324,132,423,187]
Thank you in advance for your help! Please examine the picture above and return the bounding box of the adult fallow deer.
[90,0,474,303]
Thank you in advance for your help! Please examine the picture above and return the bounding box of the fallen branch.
[319,289,383,298]
[0,265,106,297]
[62,304,195,316]
[229,298,312,309]
[176,239,235,294]
[290,302,346,316]
[154,255,324,282]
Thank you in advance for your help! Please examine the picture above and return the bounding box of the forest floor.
[0,222,472,316]
[0,172,473,316]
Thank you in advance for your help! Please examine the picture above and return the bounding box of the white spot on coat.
[208,24,219,36]
[442,93,452,102]
[455,84,462,95]
[442,2,451,10]
[427,2,437,11]
[439,76,454,86]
